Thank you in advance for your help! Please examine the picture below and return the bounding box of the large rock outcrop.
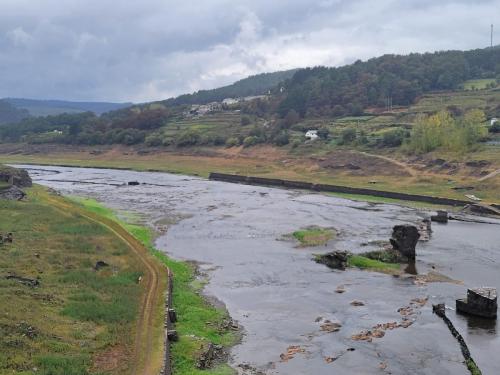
[390,225,420,260]
[0,185,27,200]
[0,165,32,187]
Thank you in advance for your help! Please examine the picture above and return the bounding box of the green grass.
[347,255,400,272]
[0,185,144,375]
[463,79,497,90]
[73,197,237,375]
[35,354,90,375]
[292,226,335,247]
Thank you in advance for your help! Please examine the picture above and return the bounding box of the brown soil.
[315,151,412,177]
[92,345,129,372]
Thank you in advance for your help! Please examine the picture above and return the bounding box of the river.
[21,165,500,375]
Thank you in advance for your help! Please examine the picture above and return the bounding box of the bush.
[273,131,290,146]
[380,129,407,147]
[225,137,240,147]
[241,116,251,126]
[317,126,330,140]
[145,133,163,147]
[243,136,259,147]
[340,128,356,144]
[175,129,201,147]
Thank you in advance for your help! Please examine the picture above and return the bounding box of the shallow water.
[21,165,500,375]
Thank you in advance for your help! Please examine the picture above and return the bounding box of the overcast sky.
[0,0,498,103]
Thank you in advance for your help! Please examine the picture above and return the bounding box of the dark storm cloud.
[0,0,498,102]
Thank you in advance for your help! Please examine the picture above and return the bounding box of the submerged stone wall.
[209,173,472,207]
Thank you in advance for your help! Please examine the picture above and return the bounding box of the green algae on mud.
[72,197,238,375]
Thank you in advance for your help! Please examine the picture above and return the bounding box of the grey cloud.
[0,0,498,102]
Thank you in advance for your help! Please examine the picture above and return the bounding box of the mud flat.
[21,164,500,375]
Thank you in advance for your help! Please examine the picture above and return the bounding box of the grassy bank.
[0,186,147,375]
[73,197,237,375]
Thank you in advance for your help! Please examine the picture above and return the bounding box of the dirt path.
[47,194,166,375]
[478,168,500,181]
[358,151,418,177]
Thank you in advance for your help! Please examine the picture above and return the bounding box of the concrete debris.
[456,287,497,319]
[431,210,448,223]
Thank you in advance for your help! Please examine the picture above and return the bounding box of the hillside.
[161,69,298,106]
[0,100,30,125]
[3,98,132,116]
[277,46,500,117]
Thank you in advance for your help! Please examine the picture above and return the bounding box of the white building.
[305,130,319,140]
[491,118,498,126]
[222,98,239,105]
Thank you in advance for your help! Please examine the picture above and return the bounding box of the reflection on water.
[404,261,418,275]
[456,312,497,334]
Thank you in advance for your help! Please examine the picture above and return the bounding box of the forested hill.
[3,98,132,117]
[277,46,500,117]
[161,69,299,106]
[0,100,30,125]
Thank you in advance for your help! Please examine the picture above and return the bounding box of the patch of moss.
[291,226,336,247]
[358,249,403,263]
[466,359,482,375]
[347,255,400,273]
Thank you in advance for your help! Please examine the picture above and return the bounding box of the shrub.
[225,137,240,147]
[241,116,251,126]
[243,136,259,147]
[175,129,201,147]
[145,133,163,147]
[340,128,356,144]
[380,129,407,147]
[317,126,330,140]
[273,131,290,146]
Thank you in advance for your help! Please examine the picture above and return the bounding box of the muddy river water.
[21,165,500,375]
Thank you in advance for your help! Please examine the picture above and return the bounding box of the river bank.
[0,185,165,375]
[1,143,498,204]
[22,164,500,375]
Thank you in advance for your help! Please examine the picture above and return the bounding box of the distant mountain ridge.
[161,69,299,106]
[3,98,133,117]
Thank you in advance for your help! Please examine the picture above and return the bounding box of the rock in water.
[431,210,448,223]
[390,225,420,261]
[315,251,351,270]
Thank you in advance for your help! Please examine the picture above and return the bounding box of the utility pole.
[491,24,494,48]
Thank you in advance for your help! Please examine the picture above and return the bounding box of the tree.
[340,128,357,144]
[283,109,300,128]
[317,127,330,140]
[241,116,251,126]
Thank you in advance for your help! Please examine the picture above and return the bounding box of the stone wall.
[209,173,472,207]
